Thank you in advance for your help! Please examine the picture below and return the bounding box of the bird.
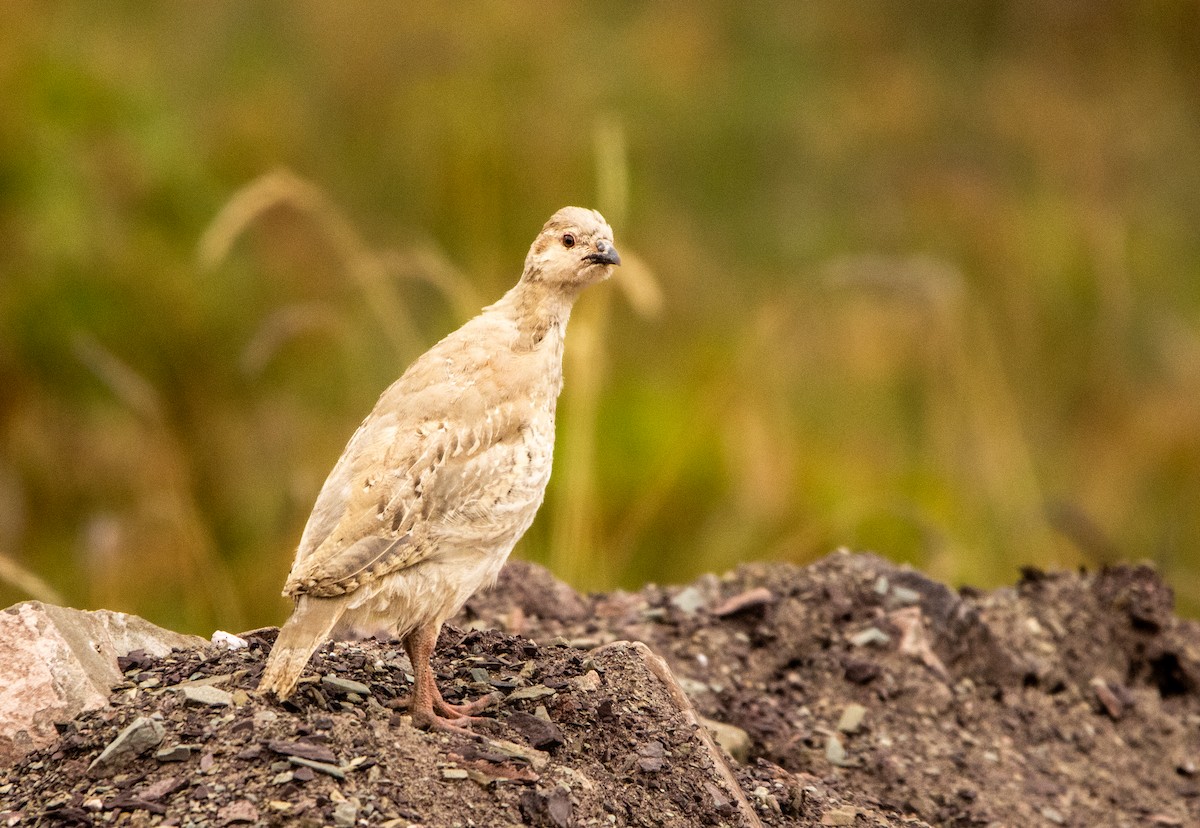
[257,206,621,733]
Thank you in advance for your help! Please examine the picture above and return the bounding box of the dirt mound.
[2,551,1198,826]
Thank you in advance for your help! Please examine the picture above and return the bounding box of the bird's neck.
[493,279,579,352]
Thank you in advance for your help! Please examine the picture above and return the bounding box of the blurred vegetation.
[1,3,1199,634]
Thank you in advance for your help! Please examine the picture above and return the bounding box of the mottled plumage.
[257,207,620,731]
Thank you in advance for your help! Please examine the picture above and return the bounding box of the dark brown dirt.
[2,551,1198,827]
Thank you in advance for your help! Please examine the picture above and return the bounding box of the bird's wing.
[285,405,533,597]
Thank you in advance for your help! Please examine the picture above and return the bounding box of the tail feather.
[257,597,346,700]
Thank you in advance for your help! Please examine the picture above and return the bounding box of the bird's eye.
[562,233,576,248]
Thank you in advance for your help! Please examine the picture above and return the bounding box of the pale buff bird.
[257,207,620,732]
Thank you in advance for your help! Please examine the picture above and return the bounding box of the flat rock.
[0,601,203,766]
[87,715,165,775]
[179,684,233,707]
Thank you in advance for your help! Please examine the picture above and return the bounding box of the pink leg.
[402,621,497,734]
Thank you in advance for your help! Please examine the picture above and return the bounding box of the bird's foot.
[410,707,487,738]
[407,690,501,737]
[434,690,501,720]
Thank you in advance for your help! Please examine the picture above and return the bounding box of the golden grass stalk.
[0,552,64,605]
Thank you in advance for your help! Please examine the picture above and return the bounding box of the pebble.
[507,684,557,702]
[1041,806,1066,824]
[155,744,196,762]
[332,801,358,827]
[88,716,165,775]
[825,734,851,767]
[289,756,346,780]
[821,805,859,825]
[210,630,249,650]
[670,586,707,615]
[441,768,469,780]
[571,670,602,692]
[180,685,234,707]
[710,587,774,617]
[322,674,372,697]
[506,711,564,749]
[849,627,891,647]
[836,704,867,734]
[700,716,751,764]
[216,800,258,825]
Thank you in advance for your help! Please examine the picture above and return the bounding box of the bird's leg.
[402,621,496,734]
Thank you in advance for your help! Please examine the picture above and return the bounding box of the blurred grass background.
[1,2,1198,634]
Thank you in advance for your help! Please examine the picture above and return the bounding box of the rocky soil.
[1,551,1198,827]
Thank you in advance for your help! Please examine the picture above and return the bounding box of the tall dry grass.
[0,3,1198,629]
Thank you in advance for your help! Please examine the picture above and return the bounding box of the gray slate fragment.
[332,800,358,827]
[506,710,564,749]
[288,755,346,779]
[88,716,165,775]
[322,675,371,697]
[155,744,196,762]
[507,684,556,702]
[179,684,233,707]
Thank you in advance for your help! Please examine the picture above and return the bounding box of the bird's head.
[521,206,621,290]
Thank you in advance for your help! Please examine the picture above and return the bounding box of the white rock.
[210,630,249,650]
[0,601,204,767]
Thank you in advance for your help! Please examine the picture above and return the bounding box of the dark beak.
[584,239,621,267]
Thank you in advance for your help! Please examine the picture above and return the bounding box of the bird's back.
[283,297,565,602]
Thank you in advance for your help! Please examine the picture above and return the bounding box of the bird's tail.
[257,596,346,700]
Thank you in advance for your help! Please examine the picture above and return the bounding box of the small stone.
[821,805,859,825]
[481,737,550,770]
[442,768,469,780]
[266,739,338,764]
[849,627,891,647]
[210,631,249,650]
[520,787,574,828]
[507,684,557,703]
[469,667,491,683]
[842,657,880,684]
[88,716,165,775]
[506,710,564,749]
[700,717,751,764]
[1091,677,1126,720]
[570,670,602,692]
[322,675,372,697]
[217,799,259,825]
[891,586,922,605]
[179,685,233,707]
[825,733,850,767]
[289,756,346,779]
[836,704,867,734]
[1041,806,1066,824]
[710,587,774,617]
[155,744,195,762]
[670,586,707,615]
[332,800,358,827]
